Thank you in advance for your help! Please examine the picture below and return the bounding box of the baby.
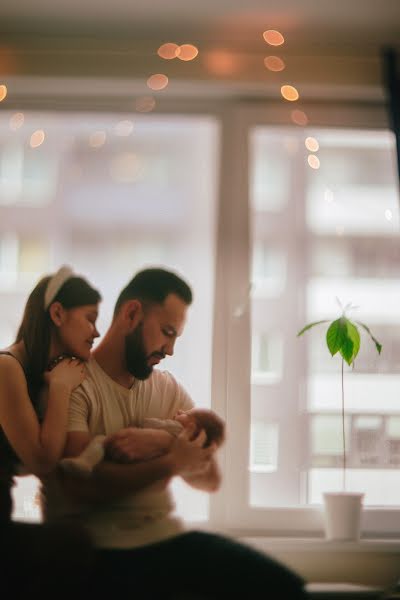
[60,407,225,477]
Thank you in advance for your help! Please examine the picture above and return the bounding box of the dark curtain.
[383,47,400,186]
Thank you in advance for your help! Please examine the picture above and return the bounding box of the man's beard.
[124,322,163,380]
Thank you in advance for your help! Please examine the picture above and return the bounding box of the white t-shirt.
[43,357,193,549]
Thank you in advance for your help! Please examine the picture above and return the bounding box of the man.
[44,268,306,599]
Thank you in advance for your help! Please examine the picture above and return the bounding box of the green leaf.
[356,321,383,355]
[326,318,348,356]
[345,319,360,361]
[297,320,329,337]
[340,335,354,365]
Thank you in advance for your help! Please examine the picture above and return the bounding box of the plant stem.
[341,357,346,491]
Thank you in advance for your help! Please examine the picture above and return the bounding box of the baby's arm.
[105,422,182,464]
[142,417,183,438]
[59,435,106,477]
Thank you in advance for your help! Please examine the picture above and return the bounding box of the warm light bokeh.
[147,73,169,91]
[114,120,134,136]
[307,154,320,169]
[291,109,308,126]
[135,96,156,113]
[264,56,285,72]
[158,43,179,60]
[9,112,24,131]
[263,30,285,46]
[203,50,239,76]
[176,44,199,61]
[89,130,106,148]
[109,153,144,183]
[30,129,45,148]
[305,136,319,152]
[281,85,299,101]
[0,84,7,102]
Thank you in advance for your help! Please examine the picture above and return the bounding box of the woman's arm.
[0,355,84,476]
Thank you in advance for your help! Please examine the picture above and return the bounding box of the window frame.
[3,83,399,537]
[210,101,400,538]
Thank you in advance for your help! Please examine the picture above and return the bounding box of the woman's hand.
[44,357,86,393]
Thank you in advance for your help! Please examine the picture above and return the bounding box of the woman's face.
[55,304,100,360]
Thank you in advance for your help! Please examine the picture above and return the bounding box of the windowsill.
[234,536,400,588]
[239,536,400,553]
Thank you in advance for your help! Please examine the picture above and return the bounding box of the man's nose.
[164,339,175,356]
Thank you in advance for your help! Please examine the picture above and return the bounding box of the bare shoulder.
[0,353,26,387]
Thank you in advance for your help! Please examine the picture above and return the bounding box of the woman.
[0,265,101,597]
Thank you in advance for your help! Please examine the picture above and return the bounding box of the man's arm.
[59,429,216,504]
[103,426,222,492]
[181,453,221,492]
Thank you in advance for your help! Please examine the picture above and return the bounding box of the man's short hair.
[114,267,193,316]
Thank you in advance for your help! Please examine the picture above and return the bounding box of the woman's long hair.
[15,274,101,405]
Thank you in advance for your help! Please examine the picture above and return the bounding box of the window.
[220,104,400,537]
[3,99,399,538]
[0,110,218,523]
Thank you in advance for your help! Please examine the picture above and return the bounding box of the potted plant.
[297,299,382,540]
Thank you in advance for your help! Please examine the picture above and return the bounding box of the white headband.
[44,265,75,310]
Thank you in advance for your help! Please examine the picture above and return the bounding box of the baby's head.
[175,408,225,447]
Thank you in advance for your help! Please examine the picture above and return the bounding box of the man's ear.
[48,301,66,327]
[123,299,143,331]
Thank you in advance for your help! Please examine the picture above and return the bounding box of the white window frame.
[210,101,400,539]
[4,80,399,537]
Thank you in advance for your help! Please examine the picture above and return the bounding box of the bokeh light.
[109,153,144,183]
[305,136,319,152]
[281,85,299,101]
[30,130,45,148]
[263,30,285,46]
[0,84,8,102]
[89,131,106,148]
[291,109,308,126]
[264,56,285,72]
[203,50,239,76]
[135,96,156,113]
[158,43,179,60]
[147,74,169,91]
[307,154,320,169]
[9,112,24,131]
[176,44,199,61]
[114,120,134,136]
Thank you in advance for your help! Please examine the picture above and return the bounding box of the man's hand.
[168,428,217,478]
[105,427,172,463]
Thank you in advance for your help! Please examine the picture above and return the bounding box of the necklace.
[47,354,76,371]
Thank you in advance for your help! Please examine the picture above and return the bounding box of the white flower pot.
[323,492,364,541]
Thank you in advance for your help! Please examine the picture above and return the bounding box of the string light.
[281,85,299,101]
[263,30,285,46]
[0,84,7,102]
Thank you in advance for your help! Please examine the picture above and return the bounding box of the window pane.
[249,126,400,508]
[0,111,219,523]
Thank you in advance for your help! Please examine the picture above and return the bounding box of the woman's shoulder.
[0,347,26,379]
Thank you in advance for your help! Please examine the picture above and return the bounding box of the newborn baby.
[60,407,225,477]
